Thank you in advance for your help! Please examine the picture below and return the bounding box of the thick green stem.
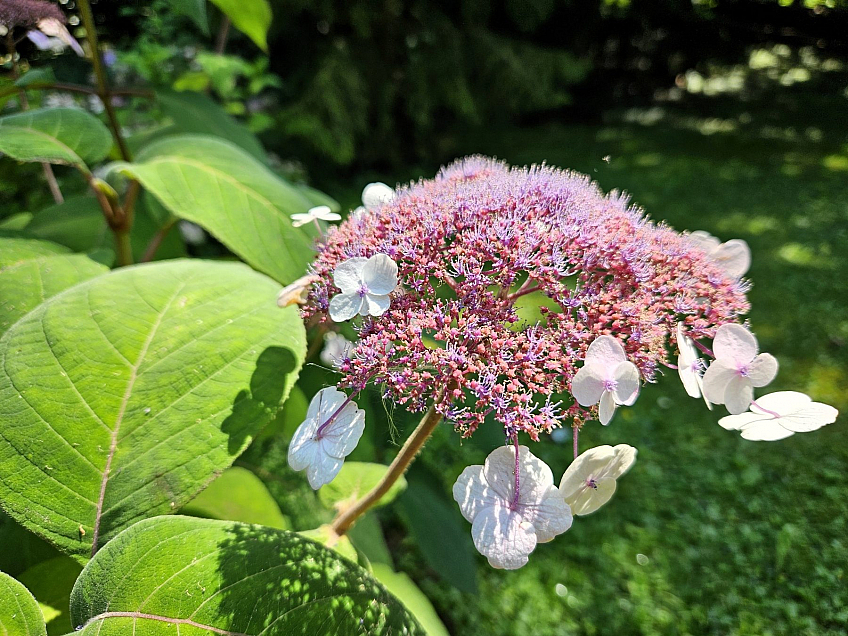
[330,404,444,536]
[114,230,133,268]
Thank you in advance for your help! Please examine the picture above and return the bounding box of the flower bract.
[718,391,838,441]
[559,444,637,515]
[571,335,640,425]
[328,254,399,322]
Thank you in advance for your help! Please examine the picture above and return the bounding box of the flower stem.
[330,403,444,535]
[573,424,579,459]
[510,433,521,509]
[750,399,780,418]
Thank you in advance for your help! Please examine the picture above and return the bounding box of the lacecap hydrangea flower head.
[287,157,837,569]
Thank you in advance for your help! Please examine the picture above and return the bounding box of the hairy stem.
[330,403,444,535]
[573,424,579,459]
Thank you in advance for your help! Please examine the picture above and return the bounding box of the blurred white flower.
[676,323,711,409]
[559,444,636,515]
[291,205,341,228]
[719,391,838,441]
[352,182,395,220]
[288,387,365,489]
[276,274,319,308]
[320,332,353,367]
[178,220,206,245]
[329,254,398,322]
[453,445,572,570]
[571,335,640,425]
[689,230,751,278]
[702,324,778,414]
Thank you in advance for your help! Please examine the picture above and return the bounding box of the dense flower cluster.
[304,157,750,439]
[0,0,64,28]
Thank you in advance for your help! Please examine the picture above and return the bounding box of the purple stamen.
[357,283,370,298]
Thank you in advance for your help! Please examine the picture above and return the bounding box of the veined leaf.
[17,557,82,635]
[209,0,272,52]
[157,89,267,161]
[69,516,424,634]
[0,572,46,636]
[181,466,290,529]
[319,462,408,512]
[0,235,108,334]
[0,259,306,561]
[0,109,112,172]
[371,564,450,636]
[111,135,317,285]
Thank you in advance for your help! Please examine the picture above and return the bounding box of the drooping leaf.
[0,572,46,636]
[0,212,34,230]
[0,109,113,172]
[157,90,267,161]
[164,0,209,34]
[69,515,424,634]
[371,564,451,636]
[208,0,273,51]
[14,67,57,88]
[0,259,306,561]
[17,557,82,635]
[111,135,317,284]
[0,235,108,334]
[399,472,478,593]
[319,462,408,512]
[24,195,186,261]
[181,466,290,529]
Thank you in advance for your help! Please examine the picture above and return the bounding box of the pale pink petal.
[328,292,366,322]
[678,355,702,399]
[305,452,344,489]
[452,465,500,523]
[718,412,764,431]
[713,324,758,366]
[605,444,638,480]
[738,420,794,442]
[320,405,365,459]
[747,353,778,387]
[471,506,537,570]
[483,445,555,505]
[333,257,368,294]
[723,376,753,415]
[779,402,838,433]
[612,361,640,405]
[712,239,751,278]
[584,335,627,368]
[598,390,617,425]
[520,489,573,543]
[558,445,617,502]
[365,294,391,316]
[689,230,721,252]
[752,391,810,414]
[287,433,319,472]
[565,478,616,515]
[571,363,607,407]
[362,253,398,295]
[701,361,737,404]
[361,182,394,209]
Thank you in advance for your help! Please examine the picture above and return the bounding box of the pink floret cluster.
[304,156,750,439]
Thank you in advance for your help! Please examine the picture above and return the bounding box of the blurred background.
[2,0,847,634]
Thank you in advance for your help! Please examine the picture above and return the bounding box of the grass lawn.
[329,105,848,635]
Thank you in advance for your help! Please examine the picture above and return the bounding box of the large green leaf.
[181,466,290,529]
[17,557,82,635]
[0,572,46,636]
[209,0,272,51]
[165,0,209,34]
[0,259,306,561]
[0,511,62,577]
[0,235,108,334]
[157,90,267,161]
[111,135,317,284]
[69,516,424,634]
[0,109,112,172]
[319,462,408,512]
[371,564,450,636]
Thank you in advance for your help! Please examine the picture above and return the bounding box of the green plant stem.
[330,403,444,536]
[0,82,154,101]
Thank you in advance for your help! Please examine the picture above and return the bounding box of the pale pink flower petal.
[613,361,640,406]
[362,253,399,295]
[723,376,754,415]
[585,335,627,368]
[571,363,607,407]
[713,324,758,366]
[471,506,537,570]
[748,353,779,387]
[598,390,617,425]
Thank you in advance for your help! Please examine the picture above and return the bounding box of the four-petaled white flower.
[453,445,573,570]
[676,323,711,409]
[702,324,777,415]
[329,254,399,322]
[352,182,395,219]
[571,335,640,426]
[288,387,365,490]
[689,230,751,278]
[718,391,838,441]
[559,444,637,515]
[320,332,353,367]
[291,205,342,228]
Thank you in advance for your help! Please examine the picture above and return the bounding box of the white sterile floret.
[361,182,395,209]
[27,18,85,56]
[676,323,712,409]
[328,254,399,322]
[559,444,637,515]
[571,335,640,425]
[291,205,342,228]
[320,332,353,367]
[718,391,838,441]
[288,387,365,489]
[702,324,778,415]
[453,445,572,570]
[689,230,751,278]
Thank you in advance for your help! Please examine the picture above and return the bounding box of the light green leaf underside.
[208,0,272,51]
[0,571,47,636]
[0,109,112,171]
[0,259,306,561]
[17,557,82,636]
[370,564,450,636]
[157,90,267,162]
[0,236,109,334]
[181,466,290,529]
[70,516,424,635]
[319,462,407,512]
[112,135,317,285]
